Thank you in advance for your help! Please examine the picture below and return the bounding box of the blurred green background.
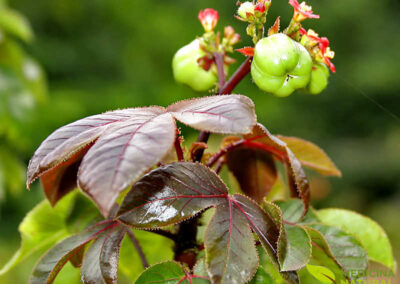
[0,0,399,283]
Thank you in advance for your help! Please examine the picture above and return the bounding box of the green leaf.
[29,221,118,284]
[317,209,394,270]
[0,193,74,275]
[135,261,209,284]
[306,224,367,277]
[248,266,275,284]
[226,146,277,203]
[306,264,335,283]
[277,136,341,177]
[0,7,33,41]
[278,224,311,271]
[0,146,25,198]
[275,199,319,224]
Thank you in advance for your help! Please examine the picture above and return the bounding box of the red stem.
[174,131,184,162]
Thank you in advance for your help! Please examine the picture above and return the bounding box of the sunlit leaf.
[117,162,227,228]
[245,124,310,217]
[277,136,341,177]
[167,95,256,134]
[135,261,209,284]
[317,209,394,270]
[78,108,176,216]
[226,146,277,203]
[306,264,335,283]
[205,199,258,284]
[0,192,75,275]
[29,221,118,284]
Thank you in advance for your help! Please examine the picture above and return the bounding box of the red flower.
[254,2,266,13]
[289,0,320,22]
[300,28,336,72]
[198,8,219,32]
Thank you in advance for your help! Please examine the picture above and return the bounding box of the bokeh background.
[1,0,399,283]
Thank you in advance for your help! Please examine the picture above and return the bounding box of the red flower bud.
[198,8,219,32]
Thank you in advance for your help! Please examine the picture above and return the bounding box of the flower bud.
[251,33,313,97]
[198,9,219,32]
[172,39,217,92]
[237,2,255,20]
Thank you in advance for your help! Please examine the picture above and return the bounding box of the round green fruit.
[303,63,330,95]
[251,33,313,97]
[172,39,217,92]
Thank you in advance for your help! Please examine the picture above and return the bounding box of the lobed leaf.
[167,95,256,134]
[277,136,341,177]
[29,221,118,284]
[317,209,394,270]
[244,124,310,217]
[117,162,228,228]
[205,199,258,284]
[78,108,176,216]
[226,146,277,203]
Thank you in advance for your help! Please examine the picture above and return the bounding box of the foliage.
[0,0,397,284]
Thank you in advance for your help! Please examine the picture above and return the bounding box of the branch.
[193,56,253,162]
[127,229,149,269]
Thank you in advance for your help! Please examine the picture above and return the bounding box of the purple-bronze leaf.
[245,124,310,216]
[27,109,143,205]
[167,95,257,134]
[100,225,127,284]
[205,199,258,284]
[226,146,277,203]
[81,225,127,284]
[78,108,176,217]
[29,221,118,284]
[117,162,228,228]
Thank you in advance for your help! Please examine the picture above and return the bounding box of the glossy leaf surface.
[78,107,176,216]
[168,95,256,134]
[226,146,277,203]
[117,162,228,228]
[277,136,341,177]
[317,209,394,270]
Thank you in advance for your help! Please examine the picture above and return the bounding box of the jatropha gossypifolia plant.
[3,1,395,284]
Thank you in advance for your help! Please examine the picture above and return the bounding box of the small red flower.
[289,0,320,22]
[254,2,266,13]
[300,28,336,73]
[198,8,219,32]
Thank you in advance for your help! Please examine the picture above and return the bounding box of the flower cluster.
[289,0,319,22]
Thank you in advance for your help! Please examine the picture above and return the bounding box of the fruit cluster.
[172,0,336,97]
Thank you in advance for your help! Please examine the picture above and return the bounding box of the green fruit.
[172,39,217,92]
[251,33,313,97]
[303,63,330,95]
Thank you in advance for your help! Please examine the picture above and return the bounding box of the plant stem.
[193,56,252,162]
[127,229,149,269]
[175,56,253,267]
[174,130,184,162]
